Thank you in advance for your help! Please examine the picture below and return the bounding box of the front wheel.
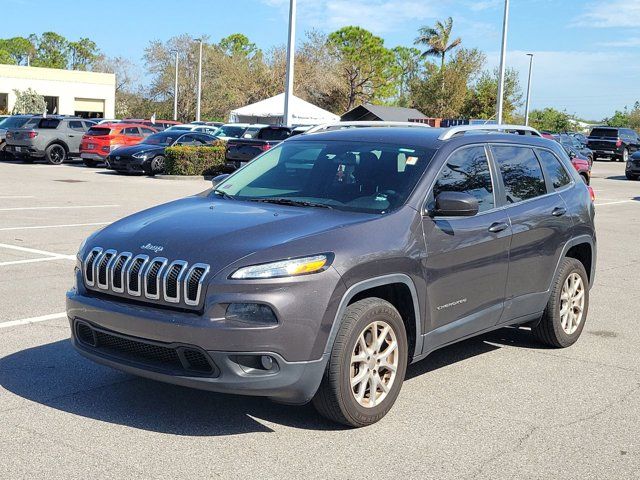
[45,144,66,165]
[533,258,589,348]
[312,298,408,427]
[148,155,165,175]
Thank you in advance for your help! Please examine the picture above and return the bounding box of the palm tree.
[414,17,462,72]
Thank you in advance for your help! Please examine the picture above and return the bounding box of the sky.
[3,0,639,120]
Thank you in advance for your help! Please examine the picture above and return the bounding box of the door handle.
[488,222,509,233]
[552,207,567,217]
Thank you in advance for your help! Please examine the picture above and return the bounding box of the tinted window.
[216,140,436,214]
[140,128,156,136]
[590,128,618,137]
[0,116,34,129]
[68,120,84,131]
[217,125,247,138]
[260,128,291,141]
[432,146,494,213]
[122,127,140,136]
[492,146,547,203]
[38,119,61,129]
[537,149,572,190]
[87,127,111,136]
[176,134,198,145]
[141,132,179,146]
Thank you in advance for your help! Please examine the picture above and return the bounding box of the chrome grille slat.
[82,247,209,307]
[144,257,168,300]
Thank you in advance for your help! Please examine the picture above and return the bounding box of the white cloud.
[573,0,640,28]
[601,37,640,47]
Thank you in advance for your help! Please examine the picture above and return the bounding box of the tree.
[12,88,46,114]
[219,34,258,58]
[414,17,461,71]
[30,32,69,69]
[0,37,34,65]
[327,26,397,111]
[392,46,422,106]
[68,38,100,70]
[461,67,522,122]
[528,108,576,132]
[410,48,485,118]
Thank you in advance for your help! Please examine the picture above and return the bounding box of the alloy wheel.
[350,320,399,408]
[50,146,64,164]
[559,272,585,335]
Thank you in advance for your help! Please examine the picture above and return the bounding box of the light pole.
[496,0,510,124]
[195,38,203,122]
[173,51,179,121]
[283,0,297,126]
[524,53,534,126]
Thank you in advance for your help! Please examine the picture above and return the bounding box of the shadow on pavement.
[1,327,545,435]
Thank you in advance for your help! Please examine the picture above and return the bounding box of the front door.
[422,145,511,350]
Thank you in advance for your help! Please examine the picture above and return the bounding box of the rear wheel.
[533,258,589,348]
[620,148,629,163]
[45,144,66,165]
[312,298,408,427]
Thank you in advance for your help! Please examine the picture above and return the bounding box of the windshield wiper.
[249,198,333,209]
[212,189,236,200]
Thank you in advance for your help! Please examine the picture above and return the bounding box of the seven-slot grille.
[83,247,210,308]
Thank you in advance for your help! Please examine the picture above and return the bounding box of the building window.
[44,96,59,115]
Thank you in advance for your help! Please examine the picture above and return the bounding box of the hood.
[84,195,375,276]
[111,143,164,156]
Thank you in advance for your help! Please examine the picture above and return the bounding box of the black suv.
[68,124,596,427]
[587,126,639,162]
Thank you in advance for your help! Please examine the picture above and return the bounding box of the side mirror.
[211,174,230,189]
[430,191,479,217]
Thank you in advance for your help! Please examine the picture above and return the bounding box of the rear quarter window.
[38,119,61,129]
[536,149,572,190]
[491,145,547,204]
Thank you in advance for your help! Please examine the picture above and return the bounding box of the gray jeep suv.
[67,125,596,427]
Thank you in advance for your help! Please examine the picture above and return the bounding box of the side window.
[141,128,156,137]
[432,146,495,213]
[536,149,572,190]
[123,127,140,136]
[68,120,84,131]
[176,134,196,145]
[83,121,95,130]
[492,146,547,204]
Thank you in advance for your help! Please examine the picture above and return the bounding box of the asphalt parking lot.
[1,159,639,479]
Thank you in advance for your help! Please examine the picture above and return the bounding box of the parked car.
[107,131,217,175]
[80,123,158,167]
[213,123,250,140]
[5,117,96,164]
[0,115,40,159]
[626,151,640,180]
[587,126,639,162]
[69,124,595,427]
[569,132,589,147]
[122,119,180,131]
[554,133,594,166]
[225,125,293,169]
[563,145,591,184]
[165,124,219,135]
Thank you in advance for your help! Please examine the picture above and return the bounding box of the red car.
[80,123,157,167]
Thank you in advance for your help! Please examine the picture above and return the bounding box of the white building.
[0,64,115,118]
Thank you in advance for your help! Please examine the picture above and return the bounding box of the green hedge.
[164,143,227,176]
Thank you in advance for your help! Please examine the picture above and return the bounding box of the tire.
[83,159,98,168]
[579,173,589,185]
[626,172,638,181]
[148,155,165,175]
[45,144,66,165]
[620,148,629,163]
[312,298,408,427]
[533,258,589,348]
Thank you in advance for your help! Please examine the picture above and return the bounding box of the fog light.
[261,355,275,370]
[225,303,278,325]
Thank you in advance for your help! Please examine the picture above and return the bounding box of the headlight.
[230,254,330,280]
[133,151,151,159]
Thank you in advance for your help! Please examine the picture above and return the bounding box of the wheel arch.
[324,274,423,362]
[553,235,596,288]
[46,139,69,153]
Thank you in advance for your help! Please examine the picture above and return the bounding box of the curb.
[155,175,212,181]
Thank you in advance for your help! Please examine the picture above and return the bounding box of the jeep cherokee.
[67,124,596,427]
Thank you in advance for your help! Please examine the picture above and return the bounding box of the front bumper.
[626,161,640,175]
[107,156,146,173]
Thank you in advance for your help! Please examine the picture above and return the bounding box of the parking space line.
[0,312,67,329]
[0,222,110,232]
[595,200,637,206]
[0,243,75,260]
[0,195,35,199]
[0,257,74,267]
[0,204,119,212]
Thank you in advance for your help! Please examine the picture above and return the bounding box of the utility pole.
[496,0,510,124]
[196,38,203,122]
[283,0,297,126]
[173,51,179,121]
[524,53,534,126]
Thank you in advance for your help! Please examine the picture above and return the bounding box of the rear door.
[422,145,511,344]
[122,126,143,146]
[490,144,573,322]
[67,120,86,153]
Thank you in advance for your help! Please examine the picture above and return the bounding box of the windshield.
[142,132,179,146]
[0,116,34,130]
[216,125,247,138]
[215,140,436,214]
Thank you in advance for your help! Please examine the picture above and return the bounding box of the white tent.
[228,93,339,126]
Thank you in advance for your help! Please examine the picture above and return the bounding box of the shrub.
[164,142,227,176]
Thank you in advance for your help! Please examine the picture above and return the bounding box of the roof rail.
[305,121,432,134]
[438,124,542,141]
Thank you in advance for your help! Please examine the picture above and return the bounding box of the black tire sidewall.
[46,145,66,165]
[335,300,408,425]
